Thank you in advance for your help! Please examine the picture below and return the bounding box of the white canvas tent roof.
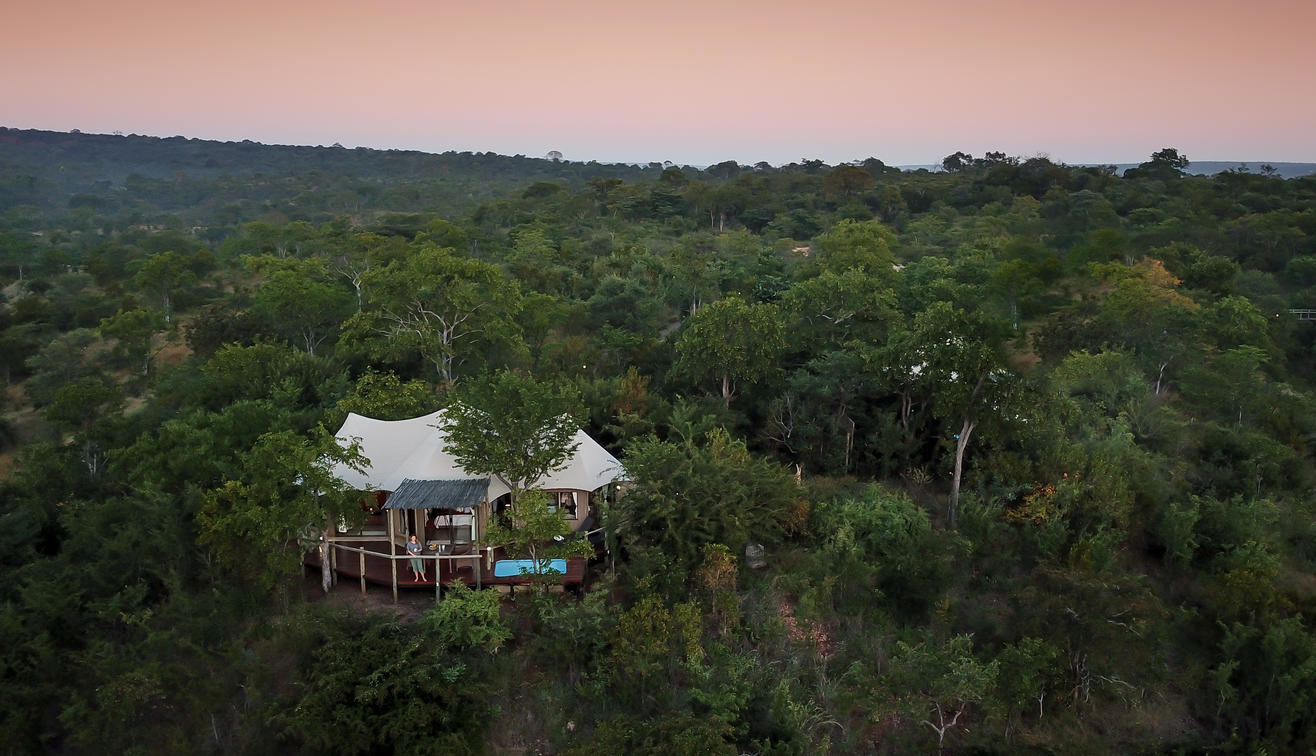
[329,410,625,500]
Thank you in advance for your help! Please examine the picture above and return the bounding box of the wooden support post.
[359,550,366,596]
[386,508,398,602]
[435,556,441,601]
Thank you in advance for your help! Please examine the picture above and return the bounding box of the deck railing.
[325,540,486,602]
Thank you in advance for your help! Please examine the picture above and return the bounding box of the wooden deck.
[304,538,586,593]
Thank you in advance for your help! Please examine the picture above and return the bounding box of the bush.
[817,485,953,618]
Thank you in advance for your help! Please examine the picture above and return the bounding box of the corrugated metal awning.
[384,478,487,510]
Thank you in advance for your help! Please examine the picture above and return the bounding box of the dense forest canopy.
[3,128,1316,753]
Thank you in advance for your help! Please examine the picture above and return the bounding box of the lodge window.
[429,508,474,544]
[548,492,578,519]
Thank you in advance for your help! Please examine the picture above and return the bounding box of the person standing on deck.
[406,535,425,581]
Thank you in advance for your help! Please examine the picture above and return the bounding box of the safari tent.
[327,410,624,551]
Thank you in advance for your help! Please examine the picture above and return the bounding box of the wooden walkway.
[304,539,586,597]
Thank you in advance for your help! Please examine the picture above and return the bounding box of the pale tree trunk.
[947,375,986,528]
[922,701,964,755]
[721,372,731,406]
[842,412,855,473]
[948,416,976,529]
[83,439,103,481]
[320,515,334,594]
[1155,360,1169,396]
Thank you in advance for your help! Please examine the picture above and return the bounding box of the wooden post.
[320,515,334,594]
[329,529,337,586]
[359,549,366,596]
[435,555,441,601]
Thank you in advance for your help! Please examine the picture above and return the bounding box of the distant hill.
[0,126,661,225]
[899,160,1316,179]
[1116,161,1316,179]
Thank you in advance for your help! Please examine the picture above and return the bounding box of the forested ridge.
[3,129,1316,753]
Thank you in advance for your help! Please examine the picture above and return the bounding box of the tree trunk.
[843,412,855,473]
[948,416,976,528]
[721,372,731,406]
[320,516,334,593]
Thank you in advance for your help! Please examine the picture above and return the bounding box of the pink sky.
[4,0,1313,166]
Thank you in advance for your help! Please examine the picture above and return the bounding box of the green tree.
[439,369,582,498]
[810,219,897,276]
[993,637,1063,737]
[421,581,512,651]
[198,428,365,593]
[247,256,354,356]
[333,368,437,422]
[1212,616,1316,750]
[344,242,522,384]
[674,295,784,405]
[1150,147,1190,170]
[885,634,998,753]
[1125,147,1190,180]
[131,251,197,323]
[822,164,875,201]
[98,308,167,376]
[281,611,494,752]
[24,328,103,406]
[619,427,801,572]
[43,375,122,480]
[1090,259,1200,395]
[779,269,898,354]
[911,302,1019,527]
[609,592,704,697]
[819,485,950,616]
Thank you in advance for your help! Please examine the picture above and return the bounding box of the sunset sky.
[4,0,1313,167]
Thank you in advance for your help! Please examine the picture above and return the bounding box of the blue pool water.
[493,559,566,577]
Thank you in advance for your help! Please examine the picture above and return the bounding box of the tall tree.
[619,427,800,571]
[439,370,582,498]
[810,219,898,276]
[674,295,784,405]
[911,302,1019,527]
[198,427,365,593]
[344,242,522,384]
[98,308,167,376]
[246,256,354,356]
[130,251,197,323]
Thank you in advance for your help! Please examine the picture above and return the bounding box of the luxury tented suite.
[327,410,625,556]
